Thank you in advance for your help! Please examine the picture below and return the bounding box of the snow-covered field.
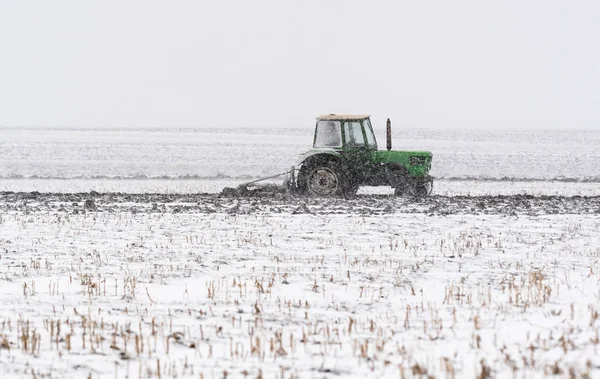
[1,193,600,378]
[1,127,600,378]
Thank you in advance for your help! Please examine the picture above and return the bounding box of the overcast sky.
[1,1,599,130]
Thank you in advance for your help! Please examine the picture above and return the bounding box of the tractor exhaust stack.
[386,118,392,151]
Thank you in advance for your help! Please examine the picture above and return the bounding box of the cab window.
[344,121,366,147]
[314,120,342,148]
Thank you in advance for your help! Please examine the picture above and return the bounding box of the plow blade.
[221,168,296,197]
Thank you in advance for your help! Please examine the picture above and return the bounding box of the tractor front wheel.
[387,167,409,197]
[390,174,433,197]
[306,164,343,197]
[407,177,433,197]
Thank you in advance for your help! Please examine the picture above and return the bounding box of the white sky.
[1,1,599,130]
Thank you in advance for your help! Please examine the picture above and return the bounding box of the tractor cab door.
[341,119,376,183]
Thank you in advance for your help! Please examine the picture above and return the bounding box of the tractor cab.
[313,115,377,151]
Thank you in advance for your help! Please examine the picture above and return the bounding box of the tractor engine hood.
[375,150,432,161]
[374,150,433,176]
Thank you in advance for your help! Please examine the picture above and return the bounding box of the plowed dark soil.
[2,191,599,216]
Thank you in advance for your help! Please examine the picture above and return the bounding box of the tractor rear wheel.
[306,164,343,197]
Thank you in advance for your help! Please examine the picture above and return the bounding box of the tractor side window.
[314,121,342,148]
[344,121,365,147]
[363,118,377,148]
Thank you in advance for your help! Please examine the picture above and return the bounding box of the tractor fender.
[296,149,341,167]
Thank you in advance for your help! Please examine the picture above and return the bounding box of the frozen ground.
[1,192,600,378]
[2,127,600,378]
[2,178,600,197]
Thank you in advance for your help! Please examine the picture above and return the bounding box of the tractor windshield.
[314,120,342,148]
[363,118,377,149]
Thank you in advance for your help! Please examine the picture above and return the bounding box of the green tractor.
[288,114,433,197]
[222,114,433,197]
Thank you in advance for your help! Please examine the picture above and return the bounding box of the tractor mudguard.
[293,150,344,195]
[296,149,341,167]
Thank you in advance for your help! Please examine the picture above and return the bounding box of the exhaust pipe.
[386,118,392,151]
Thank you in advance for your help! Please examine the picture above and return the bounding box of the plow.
[221,171,294,196]
[222,114,434,197]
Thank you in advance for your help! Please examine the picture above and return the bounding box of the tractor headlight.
[409,156,426,166]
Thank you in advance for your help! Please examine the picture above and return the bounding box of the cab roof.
[317,114,370,121]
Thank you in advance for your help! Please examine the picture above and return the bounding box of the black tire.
[306,163,343,197]
[411,178,433,197]
[387,167,409,197]
[411,184,428,197]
